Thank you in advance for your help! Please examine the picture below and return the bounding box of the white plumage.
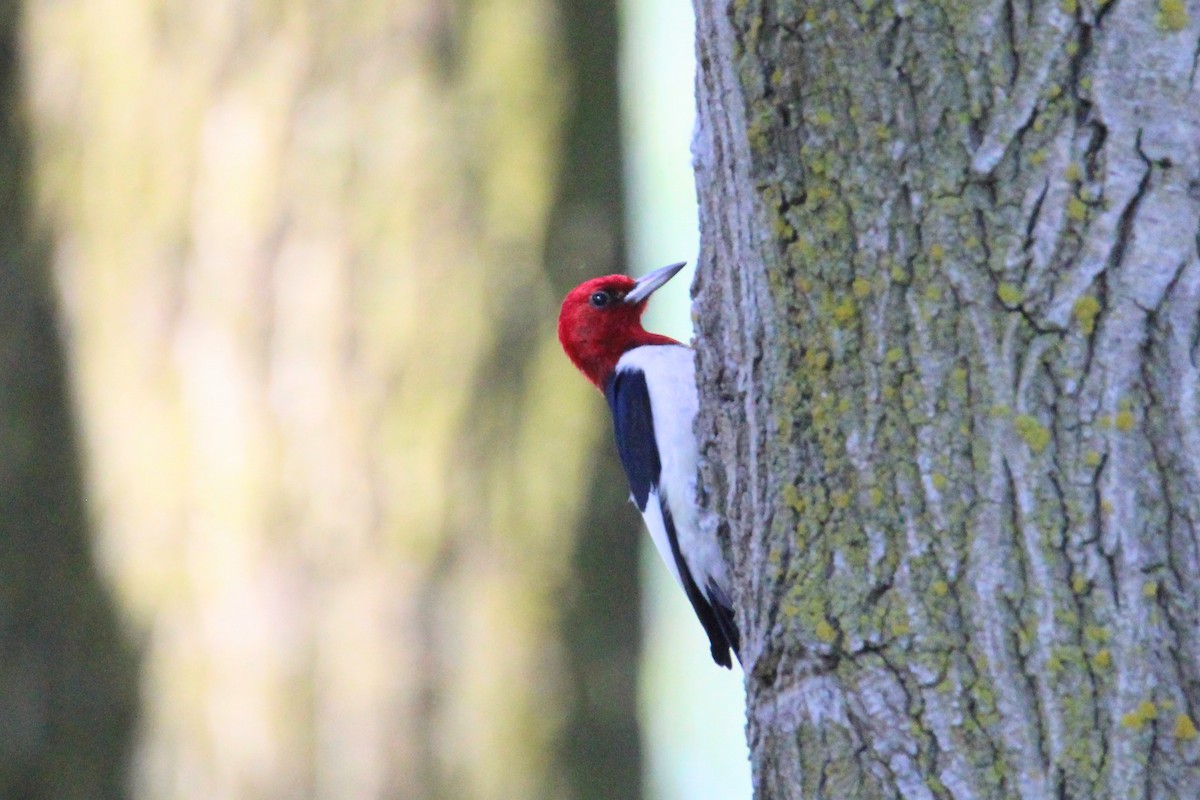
[615,345,731,600]
[609,344,738,667]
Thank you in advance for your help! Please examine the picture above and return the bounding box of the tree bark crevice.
[694,0,1200,796]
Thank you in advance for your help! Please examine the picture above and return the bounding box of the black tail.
[660,503,740,668]
[690,590,736,668]
[706,579,741,667]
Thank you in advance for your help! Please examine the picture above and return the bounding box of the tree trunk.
[692,1,1200,797]
[0,2,138,795]
[24,0,636,797]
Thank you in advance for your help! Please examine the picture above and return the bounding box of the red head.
[558,262,686,389]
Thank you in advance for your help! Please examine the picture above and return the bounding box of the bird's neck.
[581,330,681,390]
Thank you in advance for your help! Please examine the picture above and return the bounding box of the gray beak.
[624,261,686,304]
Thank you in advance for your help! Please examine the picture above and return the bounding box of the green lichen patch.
[772,212,796,241]
[1115,409,1136,431]
[997,282,1023,305]
[812,109,836,127]
[1073,295,1101,334]
[782,483,805,513]
[1156,0,1190,31]
[832,296,858,325]
[1014,415,1051,453]
[747,109,773,154]
[1067,196,1088,222]
[1175,714,1199,741]
[1121,700,1159,730]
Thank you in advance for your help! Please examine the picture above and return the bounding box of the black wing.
[605,366,740,668]
[604,367,660,511]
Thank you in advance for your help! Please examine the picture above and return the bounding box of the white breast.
[615,345,730,596]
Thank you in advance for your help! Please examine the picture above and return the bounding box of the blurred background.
[0,0,748,797]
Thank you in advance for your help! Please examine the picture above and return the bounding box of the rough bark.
[692,1,1200,798]
[23,0,636,797]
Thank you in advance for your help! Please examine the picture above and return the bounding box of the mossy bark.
[692,1,1200,797]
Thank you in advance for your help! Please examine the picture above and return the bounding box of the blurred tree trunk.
[546,1,644,796]
[692,1,1200,798]
[0,2,137,797]
[23,0,637,797]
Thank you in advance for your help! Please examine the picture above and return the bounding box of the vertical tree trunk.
[0,2,137,795]
[23,0,635,797]
[692,1,1200,797]
[549,2,645,795]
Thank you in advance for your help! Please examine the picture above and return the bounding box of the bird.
[557,261,740,668]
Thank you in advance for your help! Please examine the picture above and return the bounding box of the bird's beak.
[624,261,686,304]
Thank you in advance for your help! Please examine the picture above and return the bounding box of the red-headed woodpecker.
[558,262,740,668]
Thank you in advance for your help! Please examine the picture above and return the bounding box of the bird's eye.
[589,291,611,308]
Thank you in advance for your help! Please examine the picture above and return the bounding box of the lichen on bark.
[693,0,1200,797]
